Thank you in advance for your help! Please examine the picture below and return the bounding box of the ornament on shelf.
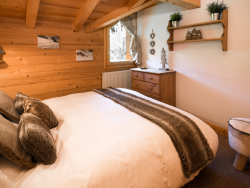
[197,30,202,39]
[191,28,198,40]
[186,31,192,40]
[159,48,169,71]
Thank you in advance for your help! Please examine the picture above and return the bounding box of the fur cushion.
[0,91,20,123]
[23,98,58,129]
[19,113,57,165]
[0,115,36,169]
[15,92,28,115]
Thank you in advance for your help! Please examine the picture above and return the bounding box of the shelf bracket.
[167,20,174,51]
[221,9,228,51]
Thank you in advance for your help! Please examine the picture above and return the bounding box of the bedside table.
[131,68,176,106]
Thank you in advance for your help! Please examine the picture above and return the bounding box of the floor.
[183,134,250,188]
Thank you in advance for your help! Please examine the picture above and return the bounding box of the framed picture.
[76,49,93,61]
[38,35,59,49]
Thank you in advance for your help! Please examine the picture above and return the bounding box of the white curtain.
[119,13,142,65]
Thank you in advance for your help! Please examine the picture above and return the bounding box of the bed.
[0,88,218,188]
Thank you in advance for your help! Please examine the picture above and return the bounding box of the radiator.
[102,70,132,89]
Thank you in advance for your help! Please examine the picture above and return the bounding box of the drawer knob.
[149,87,153,90]
[135,74,138,77]
[136,84,138,87]
[149,77,153,80]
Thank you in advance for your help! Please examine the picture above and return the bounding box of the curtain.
[119,13,142,66]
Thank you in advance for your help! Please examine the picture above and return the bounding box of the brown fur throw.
[0,115,36,169]
[15,92,28,115]
[19,113,57,165]
[93,88,214,178]
[23,98,58,129]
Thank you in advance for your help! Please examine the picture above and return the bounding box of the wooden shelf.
[167,9,228,51]
[168,38,222,44]
[167,20,222,30]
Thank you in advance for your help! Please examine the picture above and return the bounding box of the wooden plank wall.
[0,17,129,100]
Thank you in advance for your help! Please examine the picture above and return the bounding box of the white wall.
[137,0,250,129]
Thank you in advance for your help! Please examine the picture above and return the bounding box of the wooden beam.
[72,0,101,32]
[159,0,200,9]
[85,0,159,33]
[127,0,147,10]
[26,0,40,29]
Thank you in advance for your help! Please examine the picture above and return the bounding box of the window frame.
[104,21,136,69]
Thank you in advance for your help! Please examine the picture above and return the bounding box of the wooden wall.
[0,17,129,100]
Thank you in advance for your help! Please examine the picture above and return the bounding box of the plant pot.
[172,21,179,27]
[211,13,220,21]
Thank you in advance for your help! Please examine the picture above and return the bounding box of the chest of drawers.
[131,68,176,106]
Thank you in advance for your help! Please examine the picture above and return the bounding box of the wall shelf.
[167,9,228,51]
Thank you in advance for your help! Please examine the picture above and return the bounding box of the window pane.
[109,22,132,62]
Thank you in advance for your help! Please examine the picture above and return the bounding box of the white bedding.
[0,88,218,188]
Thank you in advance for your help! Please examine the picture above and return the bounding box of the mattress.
[0,88,218,188]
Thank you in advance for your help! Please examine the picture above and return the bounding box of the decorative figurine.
[159,48,169,70]
[197,30,202,39]
[186,31,192,40]
[191,28,198,40]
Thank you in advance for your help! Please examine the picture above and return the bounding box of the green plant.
[206,0,228,14]
[170,12,183,21]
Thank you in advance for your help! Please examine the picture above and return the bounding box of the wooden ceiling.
[0,0,200,33]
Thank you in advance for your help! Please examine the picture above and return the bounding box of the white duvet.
[0,88,218,188]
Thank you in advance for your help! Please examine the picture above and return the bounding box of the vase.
[211,13,220,21]
[172,21,179,27]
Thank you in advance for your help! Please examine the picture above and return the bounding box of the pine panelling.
[38,3,79,17]
[0,0,27,11]
[37,13,75,23]
[0,18,108,100]
[0,76,102,98]
[0,8,26,19]
[0,62,104,75]
[40,0,85,9]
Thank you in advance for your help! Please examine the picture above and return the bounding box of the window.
[104,21,136,69]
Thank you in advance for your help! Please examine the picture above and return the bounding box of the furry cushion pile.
[0,115,36,169]
[0,91,20,123]
[23,98,58,129]
[15,92,28,115]
[19,113,57,165]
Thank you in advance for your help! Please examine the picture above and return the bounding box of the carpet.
[183,134,250,188]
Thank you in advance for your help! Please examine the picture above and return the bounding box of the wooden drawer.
[132,80,160,95]
[144,73,160,84]
[132,88,160,100]
[132,71,143,81]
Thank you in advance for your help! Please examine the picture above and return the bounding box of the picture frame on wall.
[76,49,93,61]
[38,35,59,49]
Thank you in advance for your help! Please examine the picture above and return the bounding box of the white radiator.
[102,70,132,89]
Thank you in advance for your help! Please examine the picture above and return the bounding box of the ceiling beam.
[127,0,147,10]
[84,0,200,33]
[159,0,200,9]
[26,0,41,29]
[72,0,101,32]
[85,0,159,33]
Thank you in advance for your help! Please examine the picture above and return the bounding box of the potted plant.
[206,0,228,21]
[170,12,183,27]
